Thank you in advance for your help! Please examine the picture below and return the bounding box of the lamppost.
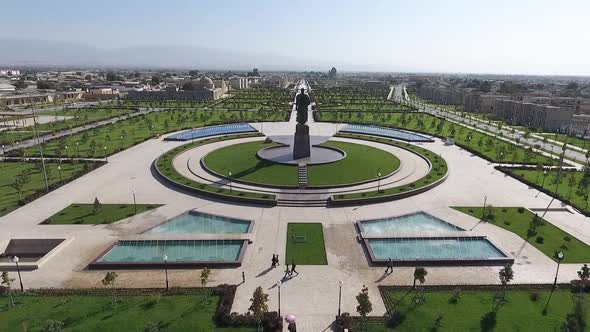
[65,145,68,158]
[543,251,564,315]
[104,146,107,162]
[120,136,123,150]
[277,280,282,316]
[12,256,24,291]
[76,142,80,157]
[163,254,169,291]
[377,171,382,193]
[57,165,62,182]
[132,190,137,215]
[481,195,487,221]
[338,280,343,317]
[229,171,232,192]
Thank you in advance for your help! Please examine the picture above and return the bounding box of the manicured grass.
[19,109,285,158]
[317,111,557,165]
[0,293,253,331]
[43,203,162,225]
[368,289,587,331]
[286,223,327,265]
[332,133,447,201]
[203,140,400,187]
[0,161,96,217]
[155,134,276,203]
[504,168,590,214]
[540,133,590,151]
[0,108,134,145]
[453,207,590,263]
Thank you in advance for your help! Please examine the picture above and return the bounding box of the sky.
[1,0,589,75]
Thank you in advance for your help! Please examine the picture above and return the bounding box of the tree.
[143,321,166,332]
[93,197,102,215]
[566,82,579,91]
[85,74,93,81]
[568,173,577,200]
[248,286,269,328]
[577,264,589,294]
[200,268,211,287]
[11,176,24,201]
[151,75,162,85]
[37,81,56,90]
[106,72,121,81]
[497,264,514,307]
[13,79,27,90]
[356,285,373,328]
[101,271,118,304]
[413,267,428,289]
[1,271,15,308]
[247,68,259,77]
[188,70,199,77]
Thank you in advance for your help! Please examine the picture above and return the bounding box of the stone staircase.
[298,163,308,188]
[276,198,328,207]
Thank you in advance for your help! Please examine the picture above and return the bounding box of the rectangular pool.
[165,123,257,141]
[364,237,513,266]
[359,212,463,234]
[340,124,433,142]
[145,211,252,235]
[89,239,247,269]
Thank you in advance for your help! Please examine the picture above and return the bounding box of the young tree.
[1,271,15,308]
[413,267,428,289]
[101,271,118,305]
[577,264,589,294]
[93,197,102,215]
[356,285,373,329]
[42,320,65,332]
[248,286,269,329]
[496,264,514,309]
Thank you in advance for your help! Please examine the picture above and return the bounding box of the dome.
[196,77,214,90]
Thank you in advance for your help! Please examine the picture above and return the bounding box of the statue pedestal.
[293,124,311,160]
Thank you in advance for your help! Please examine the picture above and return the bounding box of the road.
[393,85,589,166]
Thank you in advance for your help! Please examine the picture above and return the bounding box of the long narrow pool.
[365,237,512,265]
[165,123,257,141]
[90,239,246,268]
[145,211,251,234]
[340,124,433,142]
[360,212,463,234]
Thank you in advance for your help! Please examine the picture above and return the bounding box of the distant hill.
[0,39,320,70]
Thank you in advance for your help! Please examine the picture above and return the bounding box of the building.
[0,69,20,77]
[0,91,84,107]
[416,84,464,105]
[571,114,590,136]
[83,87,121,101]
[228,77,250,90]
[491,99,573,131]
[126,76,224,102]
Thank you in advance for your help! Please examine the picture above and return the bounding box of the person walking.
[276,254,280,266]
[385,258,394,274]
[242,271,245,283]
[271,254,277,268]
[287,322,297,332]
[283,263,291,279]
[290,260,298,276]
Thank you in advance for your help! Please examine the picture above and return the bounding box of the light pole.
[481,195,487,221]
[65,145,68,158]
[57,165,62,182]
[104,146,107,162]
[377,171,382,193]
[542,170,548,187]
[338,280,343,317]
[120,136,123,150]
[163,254,169,291]
[132,190,137,215]
[229,171,232,192]
[76,142,80,157]
[277,280,281,316]
[543,251,564,315]
[12,256,24,291]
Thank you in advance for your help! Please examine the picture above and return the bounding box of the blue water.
[360,212,463,233]
[165,123,257,141]
[97,240,243,263]
[368,237,505,260]
[146,211,251,235]
[340,124,431,142]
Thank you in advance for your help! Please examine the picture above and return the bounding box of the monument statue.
[293,87,311,159]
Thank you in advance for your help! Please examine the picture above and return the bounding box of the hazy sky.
[1,0,589,75]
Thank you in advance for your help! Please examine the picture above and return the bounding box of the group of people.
[270,254,298,279]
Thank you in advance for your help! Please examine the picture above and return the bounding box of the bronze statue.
[295,88,310,125]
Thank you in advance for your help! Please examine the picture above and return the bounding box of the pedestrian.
[242,271,245,283]
[385,258,393,274]
[287,322,297,332]
[290,259,298,276]
[271,254,276,268]
[276,254,280,266]
[283,263,290,279]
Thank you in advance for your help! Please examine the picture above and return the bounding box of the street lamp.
[277,280,282,316]
[163,254,169,291]
[12,256,24,291]
[132,190,137,215]
[57,165,62,182]
[377,171,382,193]
[76,142,79,157]
[481,195,487,221]
[104,146,108,162]
[65,145,68,158]
[338,280,343,317]
[229,171,232,192]
[543,251,564,315]
[542,170,548,187]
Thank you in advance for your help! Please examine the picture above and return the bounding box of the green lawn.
[202,140,400,187]
[0,161,95,217]
[317,111,557,165]
[43,203,162,225]
[0,108,134,145]
[0,293,253,332]
[453,207,590,263]
[540,133,590,151]
[368,289,587,331]
[19,110,285,158]
[505,168,590,214]
[332,133,447,201]
[286,223,327,265]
